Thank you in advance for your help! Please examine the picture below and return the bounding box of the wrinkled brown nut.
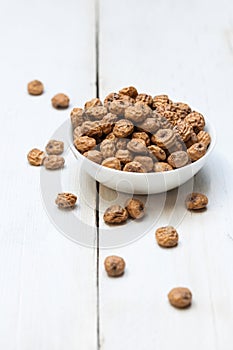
[174,121,193,142]
[148,145,166,161]
[27,80,44,95]
[74,136,96,153]
[125,104,152,123]
[135,93,153,106]
[155,226,179,248]
[84,98,102,110]
[185,112,205,133]
[73,126,82,140]
[151,129,176,149]
[168,287,192,308]
[106,132,117,141]
[167,151,189,168]
[115,149,133,164]
[70,108,87,129]
[137,117,160,133]
[163,110,182,126]
[169,140,185,153]
[152,94,171,109]
[127,139,148,155]
[101,113,118,134]
[154,162,173,172]
[85,106,107,120]
[83,150,103,164]
[113,119,134,138]
[132,132,150,146]
[51,93,69,109]
[118,94,135,104]
[55,193,77,208]
[171,102,192,118]
[185,192,208,210]
[134,156,154,172]
[101,157,121,170]
[125,198,145,219]
[116,138,128,150]
[104,256,126,277]
[100,139,116,158]
[187,142,207,161]
[119,86,138,99]
[44,155,65,170]
[108,100,131,116]
[46,140,64,155]
[103,205,128,224]
[123,161,146,173]
[185,131,198,148]
[197,130,211,147]
[81,121,102,138]
[27,148,45,166]
[104,92,120,106]
[156,114,173,129]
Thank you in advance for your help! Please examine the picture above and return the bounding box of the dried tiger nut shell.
[132,132,150,146]
[125,198,145,219]
[100,139,116,159]
[123,161,146,173]
[173,121,193,142]
[70,108,87,129]
[74,136,96,153]
[171,102,192,118]
[185,192,208,210]
[73,126,83,140]
[119,86,138,99]
[152,94,171,109]
[155,226,179,248]
[125,104,152,123]
[85,106,107,120]
[104,256,126,277]
[104,92,120,106]
[134,156,153,172]
[108,100,131,116]
[51,93,69,109]
[44,155,65,170]
[106,132,117,141]
[84,98,102,110]
[115,149,133,164]
[151,129,176,149]
[154,162,173,172]
[101,157,121,170]
[135,93,153,106]
[55,193,77,209]
[46,140,64,155]
[197,130,211,147]
[27,80,44,95]
[83,150,103,164]
[185,112,205,133]
[137,117,160,133]
[187,142,207,161]
[185,131,198,148]
[148,145,166,161]
[168,287,192,309]
[167,151,189,168]
[100,113,118,134]
[104,205,128,224]
[116,138,129,150]
[27,148,45,166]
[127,139,148,155]
[81,121,102,138]
[113,119,134,138]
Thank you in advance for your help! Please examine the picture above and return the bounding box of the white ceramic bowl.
[71,119,216,194]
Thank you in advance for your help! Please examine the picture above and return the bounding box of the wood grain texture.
[0,0,97,349]
[98,0,233,349]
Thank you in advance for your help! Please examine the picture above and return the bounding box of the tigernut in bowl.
[70,90,216,194]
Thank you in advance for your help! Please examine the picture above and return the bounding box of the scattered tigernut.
[70,108,87,129]
[113,119,134,138]
[103,205,128,224]
[148,145,166,161]
[51,93,70,109]
[83,150,103,164]
[187,142,207,161]
[84,98,102,109]
[125,104,151,123]
[55,193,77,209]
[74,136,96,153]
[27,148,45,166]
[104,256,126,277]
[27,80,44,95]
[101,157,121,170]
[154,162,173,172]
[135,93,153,106]
[104,92,120,106]
[134,156,154,172]
[85,106,107,120]
[152,94,171,109]
[100,139,116,158]
[125,198,145,219]
[185,192,208,210]
[168,287,192,308]
[197,130,211,147]
[151,129,176,149]
[167,151,189,168]
[43,155,65,170]
[45,140,64,155]
[108,100,131,116]
[123,161,146,173]
[155,226,179,248]
[185,111,205,133]
[101,113,118,134]
[174,121,193,142]
[81,121,102,138]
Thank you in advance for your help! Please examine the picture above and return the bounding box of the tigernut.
[101,157,121,170]
[185,192,208,210]
[103,205,128,224]
[45,140,64,155]
[74,136,96,153]
[155,226,179,248]
[55,193,77,208]
[27,148,45,166]
[43,155,65,170]
[125,198,145,219]
[51,93,69,109]
[168,287,192,308]
[187,142,207,161]
[104,256,126,277]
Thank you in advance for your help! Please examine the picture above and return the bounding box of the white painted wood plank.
[98,0,233,349]
[0,0,97,349]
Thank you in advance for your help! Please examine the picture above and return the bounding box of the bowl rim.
[70,117,216,177]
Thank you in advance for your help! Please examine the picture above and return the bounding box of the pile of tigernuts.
[71,86,211,173]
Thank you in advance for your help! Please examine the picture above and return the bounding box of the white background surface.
[0,0,233,349]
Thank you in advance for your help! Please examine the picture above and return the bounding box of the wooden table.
[0,0,233,349]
